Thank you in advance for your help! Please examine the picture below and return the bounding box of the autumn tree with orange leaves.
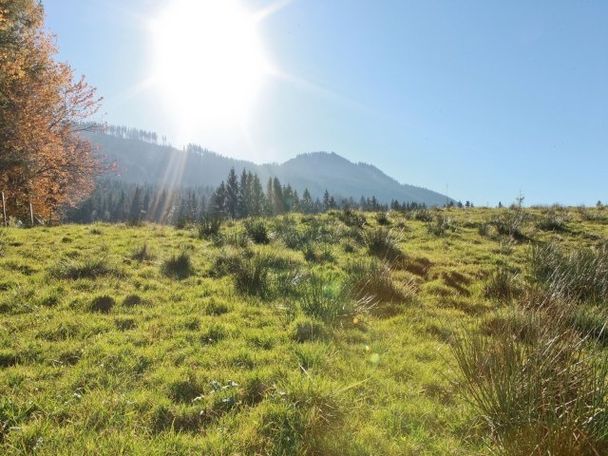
[0,0,101,223]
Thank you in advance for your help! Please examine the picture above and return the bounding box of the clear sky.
[44,0,607,206]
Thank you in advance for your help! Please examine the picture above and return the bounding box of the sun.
[150,0,270,128]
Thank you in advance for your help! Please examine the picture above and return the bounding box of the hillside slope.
[87,132,451,206]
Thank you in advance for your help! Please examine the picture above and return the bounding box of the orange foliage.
[0,0,101,223]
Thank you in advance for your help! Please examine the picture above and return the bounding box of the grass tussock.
[244,219,271,244]
[131,242,154,262]
[364,227,405,262]
[484,268,522,302]
[161,252,194,279]
[51,256,119,280]
[349,259,414,311]
[453,306,608,455]
[531,242,608,303]
[197,215,223,239]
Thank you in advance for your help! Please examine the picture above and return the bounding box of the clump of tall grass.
[89,295,115,313]
[161,252,193,279]
[453,306,608,455]
[348,259,414,307]
[337,208,366,228]
[364,227,405,262]
[536,209,569,232]
[427,215,457,236]
[484,268,522,302]
[273,219,307,249]
[234,256,270,297]
[130,243,154,262]
[197,215,223,239]
[0,231,6,257]
[244,219,271,244]
[491,209,529,241]
[303,244,334,263]
[411,209,433,222]
[375,212,391,226]
[298,274,371,325]
[51,256,118,280]
[531,242,608,303]
[210,248,246,277]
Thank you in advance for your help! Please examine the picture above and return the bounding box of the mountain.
[86,130,451,206]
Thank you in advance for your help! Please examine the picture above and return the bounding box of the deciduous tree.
[0,0,101,222]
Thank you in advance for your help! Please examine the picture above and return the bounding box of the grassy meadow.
[1,206,608,455]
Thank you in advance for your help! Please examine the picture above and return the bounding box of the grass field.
[1,206,608,455]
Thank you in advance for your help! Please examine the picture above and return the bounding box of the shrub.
[531,243,608,303]
[197,215,223,239]
[364,227,405,262]
[452,309,608,455]
[131,243,154,262]
[162,252,193,279]
[244,219,270,244]
[89,295,115,313]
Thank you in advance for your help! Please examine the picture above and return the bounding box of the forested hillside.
[86,128,451,206]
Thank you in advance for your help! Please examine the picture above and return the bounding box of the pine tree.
[225,168,239,218]
[323,190,331,211]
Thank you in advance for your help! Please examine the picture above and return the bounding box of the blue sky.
[44,0,607,205]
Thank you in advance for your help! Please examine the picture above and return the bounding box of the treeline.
[103,125,167,145]
[65,180,215,225]
[64,168,434,225]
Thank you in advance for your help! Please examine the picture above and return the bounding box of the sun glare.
[150,0,270,128]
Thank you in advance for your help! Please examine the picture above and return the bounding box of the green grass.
[1,207,607,454]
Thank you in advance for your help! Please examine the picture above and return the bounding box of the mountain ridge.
[86,130,452,206]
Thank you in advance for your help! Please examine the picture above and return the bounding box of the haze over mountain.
[86,130,452,206]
